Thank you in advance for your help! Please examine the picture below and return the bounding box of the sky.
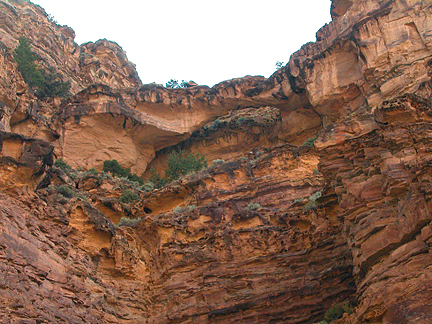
[32,0,332,87]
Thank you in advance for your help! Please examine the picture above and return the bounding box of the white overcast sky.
[31,0,332,87]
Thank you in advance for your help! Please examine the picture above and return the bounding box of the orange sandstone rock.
[0,0,432,323]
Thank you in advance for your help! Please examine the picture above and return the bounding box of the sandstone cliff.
[1,0,432,323]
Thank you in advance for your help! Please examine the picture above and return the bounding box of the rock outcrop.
[319,94,432,323]
[0,0,141,138]
[32,0,432,175]
[1,0,432,323]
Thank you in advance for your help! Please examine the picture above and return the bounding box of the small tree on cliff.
[13,37,44,88]
[275,61,284,70]
[148,150,207,189]
[13,37,71,98]
[102,160,143,184]
[165,79,189,89]
[164,150,207,182]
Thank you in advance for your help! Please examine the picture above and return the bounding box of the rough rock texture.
[320,94,432,324]
[0,136,357,323]
[0,130,53,192]
[131,150,355,323]
[2,0,432,174]
[51,77,275,173]
[1,0,432,323]
[43,0,432,175]
[145,106,283,175]
[0,0,141,92]
[0,0,141,136]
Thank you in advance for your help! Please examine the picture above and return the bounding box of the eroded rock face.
[80,149,355,323]
[0,130,53,192]
[51,77,278,174]
[319,94,432,323]
[292,0,432,120]
[0,0,431,173]
[47,0,432,176]
[5,0,432,177]
[1,0,432,323]
[80,39,141,88]
[0,0,141,135]
[0,0,141,92]
[145,106,283,175]
[0,139,357,323]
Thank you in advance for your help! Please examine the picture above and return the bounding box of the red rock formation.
[0,0,432,323]
[319,94,432,323]
[44,0,432,175]
[0,0,141,140]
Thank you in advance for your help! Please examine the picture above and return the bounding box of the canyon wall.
[0,0,432,323]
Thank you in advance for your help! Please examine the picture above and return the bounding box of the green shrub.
[119,190,139,204]
[211,119,223,129]
[293,198,305,204]
[13,37,44,88]
[56,185,74,198]
[140,181,155,192]
[103,159,128,177]
[118,217,141,227]
[342,300,353,315]
[14,37,70,98]
[246,202,261,211]
[164,149,207,182]
[166,79,179,88]
[211,159,225,167]
[302,190,322,211]
[323,300,353,323]
[302,136,317,147]
[118,177,141,190]
[148,167,168,189]
[255,150,264,158]
[54,194,69,204]
[89,168,99,175]
[302,200,317,211]
[128,173,143,184]
[324,304,345,322]
[75,192,88,201]
[100,171,113,180]
[83,167,99,176]
[53,158,71,171]
[173,205,196,214]
[165,79,188,88]
[34,69,71,98]
[309,191,322,201]
[102,160,143,184]
[148,150,206,189]
[173,206,187,214]
[53,158,78,179]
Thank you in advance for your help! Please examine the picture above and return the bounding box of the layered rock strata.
[320,94,432,323]
[0,0,432,323]
[50,0,432,175]
[0,134,357,323]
